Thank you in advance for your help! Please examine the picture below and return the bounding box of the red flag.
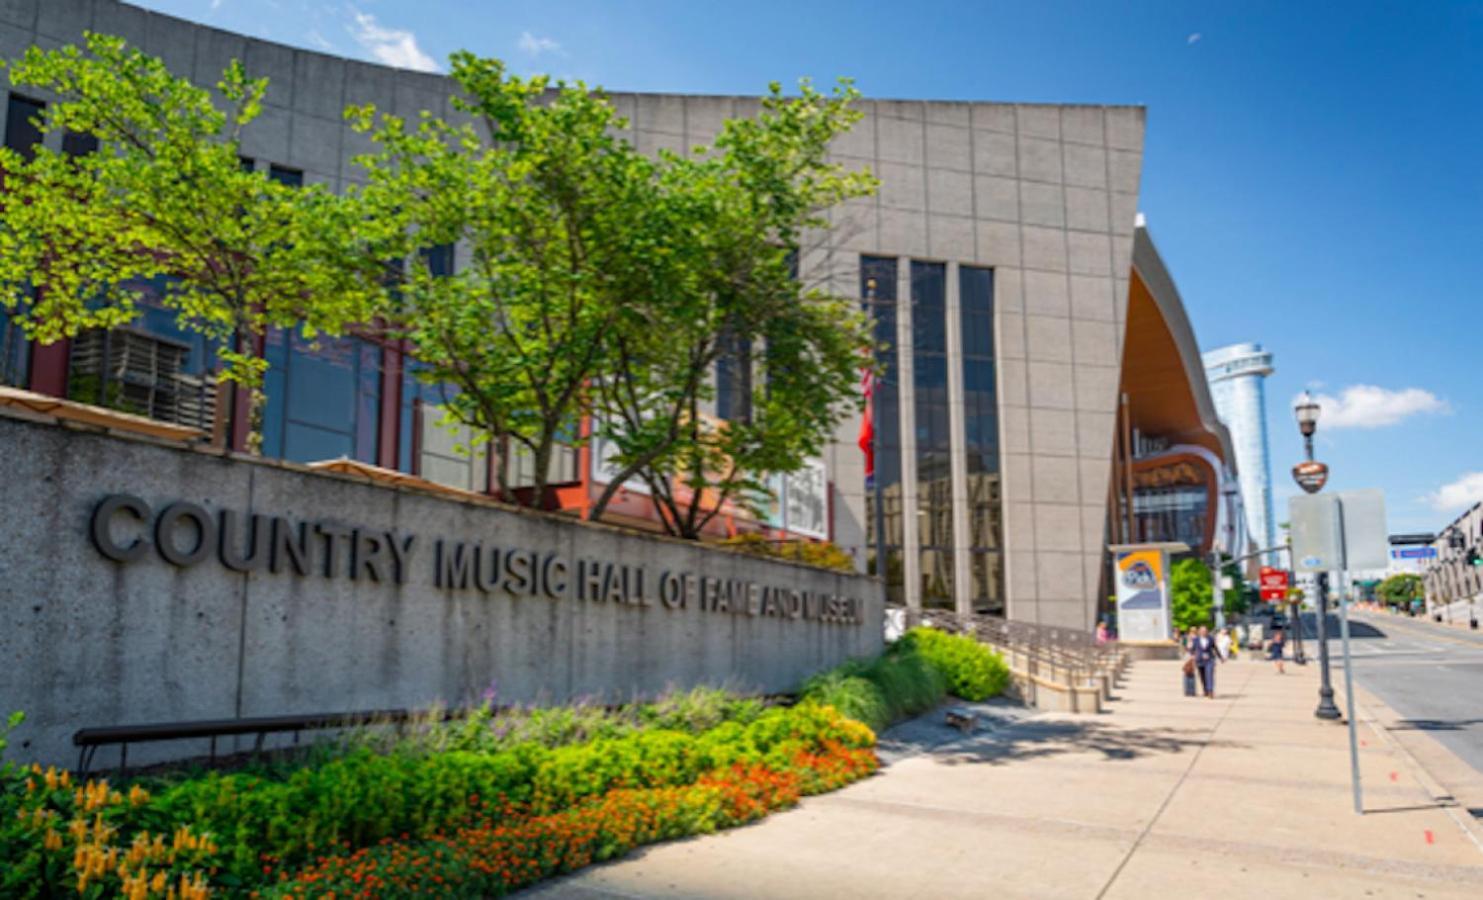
[857,368,875,484]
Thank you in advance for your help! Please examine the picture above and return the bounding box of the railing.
[913,610,1122,690]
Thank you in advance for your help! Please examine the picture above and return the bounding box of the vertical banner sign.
[1116,548,1170,641]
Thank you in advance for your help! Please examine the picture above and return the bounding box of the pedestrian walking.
[1095,621,1110,645]
[1216,627,1232,662]
[1269,628,1286,674]
[1177,629,1197,697]
[1191,625,1221,698]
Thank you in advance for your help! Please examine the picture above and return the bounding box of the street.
[1309,610,1483,778]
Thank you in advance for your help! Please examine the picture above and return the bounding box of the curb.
[1349,684,1483,855]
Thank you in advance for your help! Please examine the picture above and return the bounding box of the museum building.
[0,0,1247,631]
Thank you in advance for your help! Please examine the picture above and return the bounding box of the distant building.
[1203,343,1275,558]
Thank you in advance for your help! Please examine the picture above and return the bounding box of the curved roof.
[1122,225,1238,472]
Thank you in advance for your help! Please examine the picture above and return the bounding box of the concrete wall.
[0,0,1149,631]
[0,411,881,767]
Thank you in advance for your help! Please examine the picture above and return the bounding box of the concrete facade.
[0,410,880,767]
[0,0,1149,631]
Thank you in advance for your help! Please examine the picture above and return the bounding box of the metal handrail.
[913,610,1121,688]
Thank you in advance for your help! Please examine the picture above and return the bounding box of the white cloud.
[1430,472,1483,512]
[1187,33,1202,45]
[1298,385,1449,430]
[347,9,440,72]
[518,31,563,57]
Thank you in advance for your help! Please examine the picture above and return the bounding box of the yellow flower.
[129,784,151,807]
[43,829,62,851]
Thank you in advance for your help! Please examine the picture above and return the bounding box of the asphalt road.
[1306,610,1483,778]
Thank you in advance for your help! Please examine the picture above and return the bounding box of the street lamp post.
[1294,392,1341,721]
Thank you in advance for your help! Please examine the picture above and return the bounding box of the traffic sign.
[1259,566,1290,602]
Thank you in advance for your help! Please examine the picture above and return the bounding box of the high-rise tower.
[1203,343,1276,558]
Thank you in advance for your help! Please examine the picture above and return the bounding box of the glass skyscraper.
[1203,343,1275,558]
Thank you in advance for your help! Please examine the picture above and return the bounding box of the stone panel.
[973,174,1020,222]
[1076,411,1116,459]
[1025,316,1072,364]
[879,207,928,257]
[1032,456,1079,505]
[1111,191,1140,235]
[293,51,349,122]
[36,0,91,44]
[1065,186,1110,233]
[144,8,198,78]
[0,0,37,29]
[1030,408,1077,456]
[925,101,970,127]
[634,93,685,135]
[1006,501,1036,552]
[1022,225,1068,272]
[1105,106,1145,152]
[1020,181,1065,228]
[1109,148,1142,195]
[1000,406,1030,454]
[1071,318,1119,366]
[997,311,1026,359]
[1007,550,1038,603]
[1059,106,1105,146]
[93,1,146,48]
[998,357,1028,406]
[929,215,975,262]
[1034,503,1083,552]
[876,114,925,165]
[1070,275,1116,322]
[975,220,1020,267]
[970,103,1015,134]
[925,123,971,171]
[1017,136,1063,184]
[1062,142,1108,190]
[1023,269,1070,317]
[1028,361,1075,410]
[926,167,972,216]
[1067,230,1112,276]
[1074,364,1120,413]
[1035,552,1085,601]
[878,161,925,211]
[1015,104,1059,139]
[243,37,296,109]
[971,129,1017,176]
[993,266,1024,315]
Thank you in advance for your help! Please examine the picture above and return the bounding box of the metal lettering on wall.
[88,494,864,626]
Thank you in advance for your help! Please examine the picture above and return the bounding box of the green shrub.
[800,670,890,731]
[898,627,1010,701]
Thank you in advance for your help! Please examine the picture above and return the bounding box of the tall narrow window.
[714,329,752,422]
[861,256,903,603]
[61,131,98,157]
[911,261,953,609]
[1,95,45,386]
[960,265,1003,614]
[4,95,45,162]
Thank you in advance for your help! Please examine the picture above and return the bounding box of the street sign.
[1293,460,1329,494]
[1290,494,1343,572]
[1337,489,1388,571]
[1259,566,1290,602]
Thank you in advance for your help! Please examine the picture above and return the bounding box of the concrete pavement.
[522,653,1483,899]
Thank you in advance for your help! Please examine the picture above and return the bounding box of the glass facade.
[261,330,381,464]
[2,95,44,387]
[5,94,44,162]
[861,256,904,603]
[1131,458,1212,549]
[714,331,752,422]
[911,261,954,609]
[960,266,1004,614]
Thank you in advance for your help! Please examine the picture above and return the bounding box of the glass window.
[912,260,954,609]
[960,265,1003,614]
[0,303,28,388]
[861,256,904,603]
[61,131,98,157]
[261,330,381,464]
[421,243,455,277]
[268,165,303,187]
[4,95,44,161]
[715,330,752,422]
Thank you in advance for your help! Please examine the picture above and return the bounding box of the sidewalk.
[522,656,1483,899]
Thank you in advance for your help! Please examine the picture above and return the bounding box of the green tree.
[1170,557,1214,631]
[591,80,876,537]
[0,33,383,450]
[352,55,665,507]
[1375,573,1423,608]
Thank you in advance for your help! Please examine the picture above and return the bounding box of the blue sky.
[135,0,1483,534]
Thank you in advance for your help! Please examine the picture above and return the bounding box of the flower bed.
[0,704,876,897]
